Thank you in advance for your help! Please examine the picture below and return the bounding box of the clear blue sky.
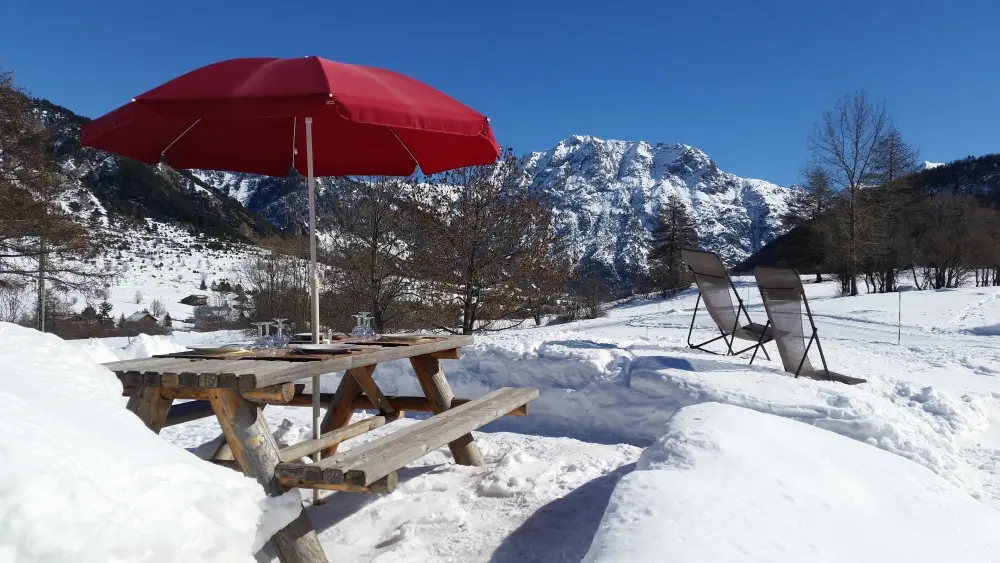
[1,0,997,186]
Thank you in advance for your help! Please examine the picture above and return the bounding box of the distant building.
[125,311,159,328]
[179,294,209,306]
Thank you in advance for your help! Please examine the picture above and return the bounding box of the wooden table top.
[103,334,474,390]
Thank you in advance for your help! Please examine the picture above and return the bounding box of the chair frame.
[752,271,833,379]
[685,271,771,363]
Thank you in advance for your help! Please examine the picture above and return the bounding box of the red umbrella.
[81,55,500,340]
[81,56,501,481]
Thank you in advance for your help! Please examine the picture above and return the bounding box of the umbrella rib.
[387,126,419,169]
[161,119,202,158]
[291,117,298,171]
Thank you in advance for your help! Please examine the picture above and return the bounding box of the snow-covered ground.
[62,220,257,326]
[8,277,1000,561]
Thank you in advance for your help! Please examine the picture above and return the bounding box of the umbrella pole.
[305,116,322,505]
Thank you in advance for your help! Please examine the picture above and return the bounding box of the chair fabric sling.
[752,266,866,385]
[681,248,772,362]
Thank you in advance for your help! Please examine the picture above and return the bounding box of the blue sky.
[1,0,997,186]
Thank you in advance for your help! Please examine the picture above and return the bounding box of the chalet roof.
[126,311,156,322]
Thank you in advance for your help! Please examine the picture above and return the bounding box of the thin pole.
[898,290,902,346]
[37,237,45,332]
[305,116,321,505]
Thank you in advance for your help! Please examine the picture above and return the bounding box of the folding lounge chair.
[752,266,867,385]
[681,248,773,362]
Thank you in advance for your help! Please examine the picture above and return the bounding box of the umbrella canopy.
[80,56,500,176]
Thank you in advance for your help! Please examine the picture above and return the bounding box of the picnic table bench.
[106,334,538,563]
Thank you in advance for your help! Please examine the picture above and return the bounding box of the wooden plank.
[156,383,295,403]
[319,368,365,458]
[206,389,328,563]
[163,400,215,427]
[105,357,196,372]
[429,348,461,360]
[286,393,530,416]
[251,335,475,388]
[410,354,483,466]
[278,416,386,463]
[276,387,538,487]
[279,472,396,494]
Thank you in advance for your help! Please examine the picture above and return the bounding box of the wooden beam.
[319,368,366,458]
[278,416,386,463]
[126,386,173,433]
[163,400,215,427]
[285,393,529,416]
[281,472,396,494]
[126,383,295,403]
[206,389,328,563]
[409,355,483,466]
[429,348,461,360]
[348,366,397,419]
[275,387,538,488]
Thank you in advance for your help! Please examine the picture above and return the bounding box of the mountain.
[30,97,276,242]
[198,136,791,291]
[921,161,945,170]
[33,95,790,290]
[522,136,790,290]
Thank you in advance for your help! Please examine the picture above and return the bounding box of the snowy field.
[8,277,1000,562]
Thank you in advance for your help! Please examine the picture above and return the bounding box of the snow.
[0,322,298,563]
[68,333,189,363]
[17,273,1000,561]
[525,136,791,287]
[922,160,945,170]
[582,402,1000,563]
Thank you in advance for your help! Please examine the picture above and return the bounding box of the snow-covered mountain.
[522,136,790,289]
[198,136,791,291]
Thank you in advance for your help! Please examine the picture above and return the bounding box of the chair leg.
[748,321,770,365]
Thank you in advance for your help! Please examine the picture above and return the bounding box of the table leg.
[126,386,173,433]
[318,367,365,458]
[207,389,328,563]
[409,355,483,466]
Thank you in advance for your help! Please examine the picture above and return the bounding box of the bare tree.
[238,237,311,331]
[809,90,890,295]
[0,279,28,323]
[134,290,143,304]
[409,149,566,334]
[324,176,421,332]
[149,298,167,318]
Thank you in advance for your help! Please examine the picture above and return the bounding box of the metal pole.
[898,290,901,346]
[305,116,321,505]
[37,237,45,332]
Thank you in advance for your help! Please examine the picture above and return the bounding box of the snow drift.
[0,323,296,563]
[583,402,1000,563]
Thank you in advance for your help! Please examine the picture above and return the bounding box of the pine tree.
[648,193,700,296]
[97,300,113,322]
[782,167,836,283]
[199,279,208,291]
[162,313,172,328]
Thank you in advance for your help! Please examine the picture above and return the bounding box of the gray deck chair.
[752,266,866,385]
[681,248,773,362]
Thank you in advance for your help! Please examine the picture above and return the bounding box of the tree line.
[779,90,1000,294]
[240,149,587,335]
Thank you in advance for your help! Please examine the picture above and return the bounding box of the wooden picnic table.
[107,334,538,563]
